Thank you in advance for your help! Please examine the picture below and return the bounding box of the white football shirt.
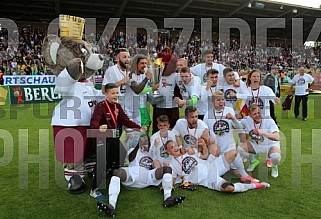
[173,119,209,149]
[203,106,237,153]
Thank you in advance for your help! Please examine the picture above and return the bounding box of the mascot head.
[42,14,104,81]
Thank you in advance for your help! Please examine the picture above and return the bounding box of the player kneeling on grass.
[165,140,270,193]
[238,103,281,178]
[97,134,185,216]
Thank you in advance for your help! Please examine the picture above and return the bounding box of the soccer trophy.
[147,57,164,105]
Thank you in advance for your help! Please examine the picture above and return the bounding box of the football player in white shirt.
[220,67,246,112]
[190,50,240,86]
[102,48,130,106]
[126,54,159,126]
[176,58,188,72]
[173,106,219,156]
[238,104,281,178]
[152,57,182,133]
[165,140,270,193]
[97,134,185,216]
[197,69,219,120]
[289,66,314,121]
[239,69,279,118]
[150,115,177,166]
[203,90,259,183]
[174,67,201,108]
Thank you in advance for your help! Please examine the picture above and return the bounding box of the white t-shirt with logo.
[177,74,201,106]
[130,72,147,108]
[129,149,154,170]
[291,73,314,96]
[124,72,144,125]
[197,83,219,116]
[52,68,104,126]
[241,116,280,149]
[169,153,207,184]
[219,81,245,110]
[156,73,180,108]
[121,149,157,188]
[172,119,209,149]
[240,85,276,118]
[149,130,177,165]
[203,106,237,153]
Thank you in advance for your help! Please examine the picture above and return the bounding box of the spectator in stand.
[0,25,320,76]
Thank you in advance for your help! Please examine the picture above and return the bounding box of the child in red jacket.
[90,83,147,199]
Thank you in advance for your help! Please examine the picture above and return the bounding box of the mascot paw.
[68,175,87,194]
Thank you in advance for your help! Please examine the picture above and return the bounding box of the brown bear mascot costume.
[42,15,104,193]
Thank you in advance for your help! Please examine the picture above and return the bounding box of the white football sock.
[108,176,120,208]
[64,168,85,181]
[162,173,172,200]
[237,146,249,160]
[233,183,255,193]
[269,153,281,166]
[232,153,248,178]
[249,154,257,163]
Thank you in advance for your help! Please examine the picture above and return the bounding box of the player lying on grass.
[97,134,185,217]
[165,140,270,193]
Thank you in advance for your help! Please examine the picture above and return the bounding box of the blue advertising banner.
[3,75,56,85]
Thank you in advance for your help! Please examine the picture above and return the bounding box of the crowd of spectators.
[0,25,320,77]
[0,25,47,75]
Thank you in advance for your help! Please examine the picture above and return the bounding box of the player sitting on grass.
[165,140,270,193]
[97,134,185,217]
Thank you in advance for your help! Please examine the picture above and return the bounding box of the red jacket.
[91,100,141,130]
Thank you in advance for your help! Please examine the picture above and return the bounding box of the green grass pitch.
[1,95,321,218]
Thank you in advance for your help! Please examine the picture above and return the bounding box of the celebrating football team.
[87,48,286,216]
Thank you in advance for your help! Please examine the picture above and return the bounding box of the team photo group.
[51,38,315,216]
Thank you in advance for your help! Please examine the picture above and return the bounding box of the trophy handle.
[157,67,162,83]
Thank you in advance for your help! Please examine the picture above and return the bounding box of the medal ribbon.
[213,107,224,130]
[251,85,260,105]
[104,100,118,127]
